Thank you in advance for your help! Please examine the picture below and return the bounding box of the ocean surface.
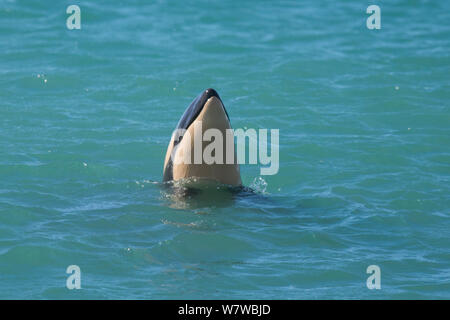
[0,0,449,299]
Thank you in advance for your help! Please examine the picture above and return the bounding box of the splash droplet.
[251,176,268,193]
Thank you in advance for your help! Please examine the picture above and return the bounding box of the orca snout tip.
[204,88,220,99]
[205,88,217,94]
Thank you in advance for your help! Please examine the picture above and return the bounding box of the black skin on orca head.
[163,88,230,182]
[173,88,230,147]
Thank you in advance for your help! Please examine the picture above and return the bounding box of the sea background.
[0,0,449,299]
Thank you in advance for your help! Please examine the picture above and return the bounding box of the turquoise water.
[1,0,449,299]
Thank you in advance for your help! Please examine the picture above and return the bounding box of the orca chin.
[163,88,242,186]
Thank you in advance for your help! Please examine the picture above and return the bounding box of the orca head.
[163,88,241,186]
[172,88,230,145]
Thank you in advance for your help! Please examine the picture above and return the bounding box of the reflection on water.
[161,178,254,210]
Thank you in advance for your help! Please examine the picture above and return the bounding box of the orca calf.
[163,88,242,186]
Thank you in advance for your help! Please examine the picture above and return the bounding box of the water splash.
[250,176,268,194]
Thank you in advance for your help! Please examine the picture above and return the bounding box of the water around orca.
[0,1,449,299]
